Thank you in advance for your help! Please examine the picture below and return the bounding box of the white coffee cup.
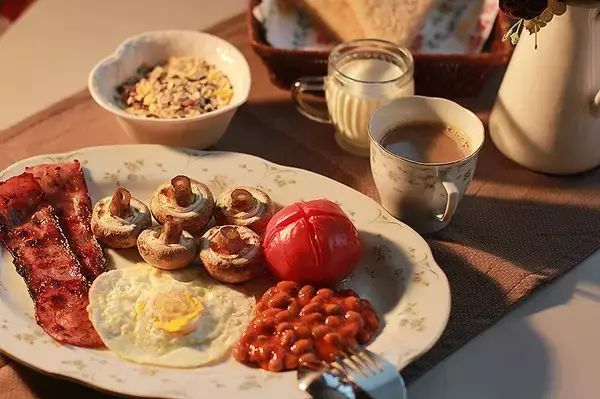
[368,96,485,234]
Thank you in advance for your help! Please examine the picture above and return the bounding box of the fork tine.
[358,348,384,372]
[340,349,370,377]
[326,361,346,377]
[333,355,353,376]
[345,347,379,374]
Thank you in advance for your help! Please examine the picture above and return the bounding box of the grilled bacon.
[26,161,107,281]
[0,173,102,347]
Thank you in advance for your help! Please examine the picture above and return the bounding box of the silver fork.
[297,347,407,399]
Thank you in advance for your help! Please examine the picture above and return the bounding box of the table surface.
[0,1,599,398]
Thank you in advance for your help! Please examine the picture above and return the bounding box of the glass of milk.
[292,39,414,156]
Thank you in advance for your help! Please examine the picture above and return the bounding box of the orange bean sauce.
[233,281,379,372]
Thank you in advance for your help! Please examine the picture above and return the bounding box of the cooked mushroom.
[199,225,263,283]
[150,175,214,235]
[137,216,197,270]
[91,187,152,248]
[214,186,274,235]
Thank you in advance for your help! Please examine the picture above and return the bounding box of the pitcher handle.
[435,181,459,223]
[292,77,331,123]
[592,89,600,117]
[591,9,600,117]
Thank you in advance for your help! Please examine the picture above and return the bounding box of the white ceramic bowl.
[88,30,251,149]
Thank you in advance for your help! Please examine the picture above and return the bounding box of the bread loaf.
[348,0,434,45]
[291,0,365,41]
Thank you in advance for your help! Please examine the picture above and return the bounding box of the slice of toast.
[291,0,365,41]
[348,0,434,46]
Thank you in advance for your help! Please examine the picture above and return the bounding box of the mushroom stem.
[109,188,133,218]
[210,226,246,255]
[159,216,183,244]
[171,175,193,207]
[231,189,257,212]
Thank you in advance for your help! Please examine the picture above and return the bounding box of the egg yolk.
[137,291,204,334]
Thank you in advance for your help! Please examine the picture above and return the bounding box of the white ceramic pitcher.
[489,2,600,174]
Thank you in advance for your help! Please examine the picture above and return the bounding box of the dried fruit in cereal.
[116,56,234,119]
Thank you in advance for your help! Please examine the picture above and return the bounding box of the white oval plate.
[0,145,450,398]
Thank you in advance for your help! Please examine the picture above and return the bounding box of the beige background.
[0,1,598,398]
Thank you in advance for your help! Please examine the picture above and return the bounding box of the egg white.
[87,265,254,368]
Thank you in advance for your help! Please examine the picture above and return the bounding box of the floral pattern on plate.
[0,145,450,399]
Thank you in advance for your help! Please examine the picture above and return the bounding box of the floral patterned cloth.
[254,0,499,54]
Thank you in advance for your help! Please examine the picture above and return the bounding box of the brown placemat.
[1,13,600,399]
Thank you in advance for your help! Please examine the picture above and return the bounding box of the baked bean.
[276,322,294,334]
[316,288,334,299]
[311,324,331,340]
[360,298,374,311]
[287,300,302,316]
[280,329,297,346]
[339,322,360,338]
[325,315,343,327]
[262,286,278,300]
[268,292,292,309]
[241,328,258,341]
[298,285,316,306]
[232,344,247,362]
[364,311,379,330]
[344,311,364,327]
[256,334,270,344]
[276,281,300,295]
[303,312,325,325]
[275,310,292,323]
[258,308,280,318]
[255,319,276,334]
[255,301,267,313]
[291,338,313,355]
[299,353,321,368]
[254,345,271,362]
[346,338,358,349]
[300,302,323,316]
[343,296,361,311]
[323,332,342,347]
[268,352,284,372]
[357,329,373,344]
[310,295,327,305]
[248,348,262,363]
[284,353,299,370]
[324,303,343,315]
[294,324,311,338]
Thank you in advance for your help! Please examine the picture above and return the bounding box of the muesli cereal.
[116,56,234,119]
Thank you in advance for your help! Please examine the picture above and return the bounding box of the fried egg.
[87,264,254,367]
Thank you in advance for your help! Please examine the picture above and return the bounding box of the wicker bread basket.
[247,0,514,97]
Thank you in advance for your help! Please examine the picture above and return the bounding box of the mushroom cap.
[199,225,264,283]
[137,226,197,270]
[91,196,152,248]
[214,186,274,235]
[150,179,214,234]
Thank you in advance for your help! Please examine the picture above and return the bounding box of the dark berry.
[500,0,548,20]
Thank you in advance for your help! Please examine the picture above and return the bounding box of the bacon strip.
[26,161,107,281]
[0,173,103,347]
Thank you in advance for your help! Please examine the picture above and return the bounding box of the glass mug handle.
[292,77,331,124]
[436,181,459,223]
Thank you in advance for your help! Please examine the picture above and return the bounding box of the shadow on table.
[404,244,553,399]
[407,305,553,399]
[427,193,600,310]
